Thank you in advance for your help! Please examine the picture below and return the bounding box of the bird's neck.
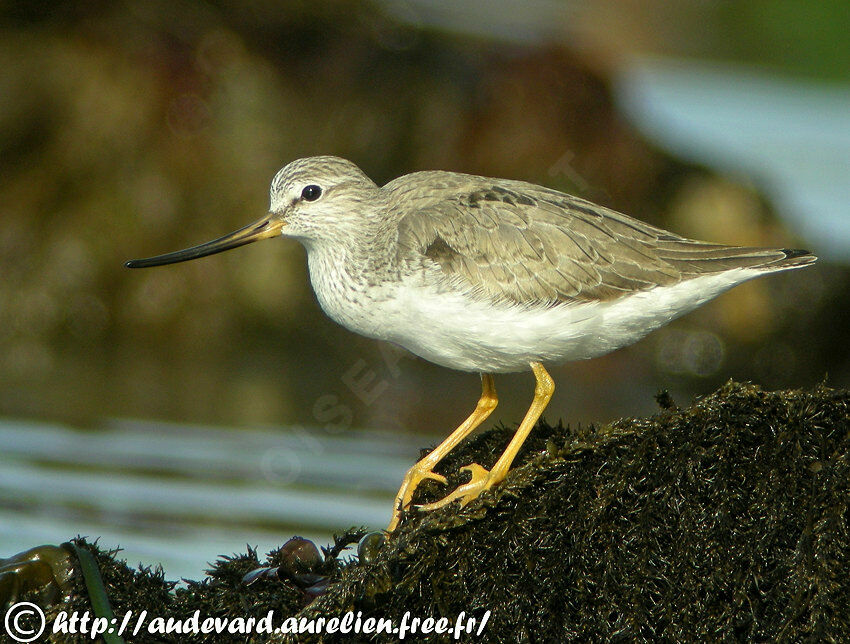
[304,214,399,283]
[304,217,391,294]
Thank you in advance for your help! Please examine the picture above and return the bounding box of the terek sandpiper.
[127,156,816,532]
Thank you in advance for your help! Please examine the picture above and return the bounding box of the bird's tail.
[758,248,817,272]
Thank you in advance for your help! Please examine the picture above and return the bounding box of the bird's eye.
[301,185,322,201]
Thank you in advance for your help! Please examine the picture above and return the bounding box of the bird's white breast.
[306,246,400,340]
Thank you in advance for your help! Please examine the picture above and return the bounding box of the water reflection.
[0,418,420,580]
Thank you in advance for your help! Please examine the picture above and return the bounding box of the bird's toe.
[416,462,494,511]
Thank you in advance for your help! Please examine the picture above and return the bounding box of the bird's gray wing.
[392,174,806,307]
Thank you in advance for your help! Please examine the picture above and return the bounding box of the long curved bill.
[125,215,283,268]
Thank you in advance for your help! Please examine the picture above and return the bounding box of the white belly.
[361,268,763,373]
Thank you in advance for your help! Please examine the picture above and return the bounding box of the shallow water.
[0,418,424,580]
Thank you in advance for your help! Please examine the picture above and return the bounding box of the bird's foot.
[417,463,498,511]
[387,464,448,532]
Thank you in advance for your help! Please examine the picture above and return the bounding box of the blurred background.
[1,1,848,579]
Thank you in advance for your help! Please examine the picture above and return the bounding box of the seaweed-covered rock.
[298,382,849,642]
[20,382,849,642]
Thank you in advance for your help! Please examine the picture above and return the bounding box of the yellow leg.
[418,362,554,512]
[387,374,497,532]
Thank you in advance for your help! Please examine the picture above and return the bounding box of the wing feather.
[390,173,809,307]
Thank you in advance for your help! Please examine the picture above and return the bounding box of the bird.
[126,156,816,533]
